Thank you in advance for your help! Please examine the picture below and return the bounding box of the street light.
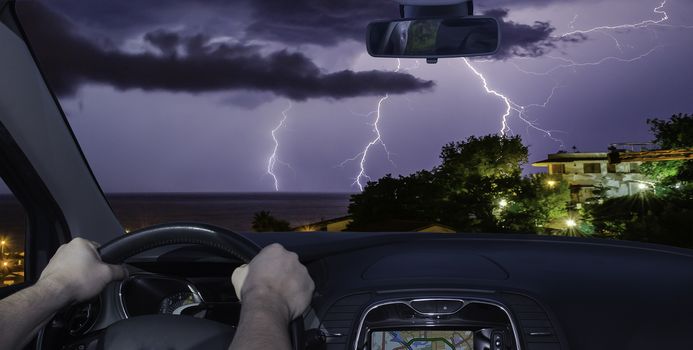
[498,199,508,208]
[637,183,648,190]
[546,180,557,188]
[565,219,577,228]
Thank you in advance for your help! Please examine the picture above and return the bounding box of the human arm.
[0,238,127,350]
[228,243,315,350]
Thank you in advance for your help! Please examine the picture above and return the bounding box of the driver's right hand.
[239,243,315,321]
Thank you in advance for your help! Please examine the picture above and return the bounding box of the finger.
[54,243,67,254]
[266,243,285,252]
[231,264,249,301]
[82,240,103,259]
[105,264,128,281]
[74,237,95,248]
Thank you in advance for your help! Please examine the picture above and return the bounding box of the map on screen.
[370,330,474,350]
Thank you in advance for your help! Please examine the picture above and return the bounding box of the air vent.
[66,298,100,335]
[501,293,563,350]
[321,293,372,350]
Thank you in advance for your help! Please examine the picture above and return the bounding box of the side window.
[629,163,641,173]
[550,164,565,174]
[583,163,602,174]
[0,180,26,287]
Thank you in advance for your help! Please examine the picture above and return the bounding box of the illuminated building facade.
[532,143,655,204]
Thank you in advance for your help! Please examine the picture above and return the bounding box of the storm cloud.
[37,0,586,59]
[246,0,586,60]
[478,0,602,8]
[486,8,585,59]
[7,0,690,195]
[19,2,434,100]
[243,0,584,59]
[243,0,396,46]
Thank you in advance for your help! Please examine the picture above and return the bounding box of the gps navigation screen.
[370,330,474,350]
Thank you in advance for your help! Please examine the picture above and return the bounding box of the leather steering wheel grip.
[98,222,260,264]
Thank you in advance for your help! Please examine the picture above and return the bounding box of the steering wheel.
[53,223,305,350]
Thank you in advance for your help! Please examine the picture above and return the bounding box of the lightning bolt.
[352,95,392,191]
[561,1,670,38]
[337,1,689,192]
[462,58,564,145]
[568,14,579,29]
[266,102,292,191]
[340,59,409,191]
[520,1,693,77]
[462,58,513,135]
[463,0,692,145]
[511,46,662,76]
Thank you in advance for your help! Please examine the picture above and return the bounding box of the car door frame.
[0,0,124,295]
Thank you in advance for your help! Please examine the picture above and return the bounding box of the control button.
[492,332,504,350]
[410,300,437,314]
[436,300,463,314]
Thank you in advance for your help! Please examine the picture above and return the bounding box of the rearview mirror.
[367,16,500,59]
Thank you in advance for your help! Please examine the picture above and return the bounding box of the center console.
[353,298,520,350]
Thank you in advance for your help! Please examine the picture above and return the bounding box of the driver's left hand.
[38,238,128,304]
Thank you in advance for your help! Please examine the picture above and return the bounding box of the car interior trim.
[353,297,521,350]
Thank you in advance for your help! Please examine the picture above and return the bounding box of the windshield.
[12,0,693,247]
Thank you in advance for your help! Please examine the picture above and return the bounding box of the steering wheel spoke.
[57,329,103,350]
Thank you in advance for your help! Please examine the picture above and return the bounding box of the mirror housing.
[367,16,500,61]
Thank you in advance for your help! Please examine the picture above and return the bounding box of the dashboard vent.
[321,293,372,350]
[501,293,563,350]
[66,298,100,336]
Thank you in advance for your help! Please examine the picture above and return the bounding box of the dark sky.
[7,0,693,193]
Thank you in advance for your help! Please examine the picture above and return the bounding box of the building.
[532,143,656,204]
[294,216,353,232]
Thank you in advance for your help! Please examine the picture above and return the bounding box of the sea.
[108,193,353,232]
[0,193,353,245]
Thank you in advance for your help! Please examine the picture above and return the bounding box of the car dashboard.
[42,232,693,350]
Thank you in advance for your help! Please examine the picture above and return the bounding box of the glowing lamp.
[565,219,577,228]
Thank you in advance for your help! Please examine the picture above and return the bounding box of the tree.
[348,134,567,233]
[434,135,529,232]
[497,174,570,233]
[348,170,444,230]
[641,113,693,194]
[588,113,693,247]
[251,211,291,232]
[589,195,693,248]
[647,113,693,149]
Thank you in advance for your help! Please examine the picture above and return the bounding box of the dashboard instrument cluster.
[119,274,205,317]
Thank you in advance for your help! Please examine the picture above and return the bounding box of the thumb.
[231,264,249,301]
[104,264,128,281]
